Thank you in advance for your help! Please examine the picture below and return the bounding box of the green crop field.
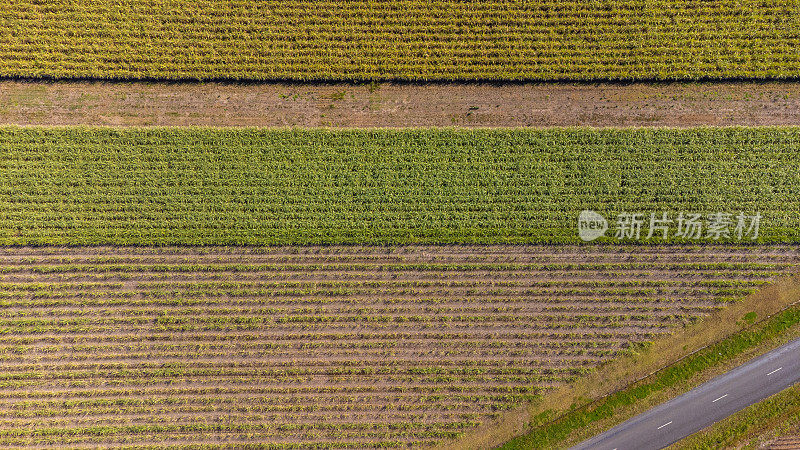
[0,1,799,81]
[0,127,798,245]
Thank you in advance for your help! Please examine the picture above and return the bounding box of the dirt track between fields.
[2,80,800,128]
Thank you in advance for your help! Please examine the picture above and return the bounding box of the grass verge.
[440,274,800,449]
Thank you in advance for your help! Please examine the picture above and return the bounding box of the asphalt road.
[571,337,800,450]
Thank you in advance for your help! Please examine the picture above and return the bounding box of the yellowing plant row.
[0,1,798,81]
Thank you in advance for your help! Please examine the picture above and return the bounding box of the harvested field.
[0,244,797,447]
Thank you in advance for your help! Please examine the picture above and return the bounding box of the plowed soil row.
[0,245,796,448]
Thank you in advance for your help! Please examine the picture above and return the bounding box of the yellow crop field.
[0,0,798,81]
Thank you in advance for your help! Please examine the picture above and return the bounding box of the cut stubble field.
[0,244,796,447]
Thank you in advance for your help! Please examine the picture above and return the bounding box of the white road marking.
[767,367,783,376]
[712,394,728,403]
[657,421,673,430]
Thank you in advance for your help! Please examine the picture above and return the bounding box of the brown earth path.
[1,80,800,128]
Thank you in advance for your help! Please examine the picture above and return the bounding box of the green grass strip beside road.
[500,303,800,450]
[0,126,798,246]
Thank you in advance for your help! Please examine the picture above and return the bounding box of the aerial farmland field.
[0,127,799,246]
[0,126,793,447]
[0,1,799,81]
[0,245,796,447]
[0,1,799,449]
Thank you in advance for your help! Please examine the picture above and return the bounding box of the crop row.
[0,264,791,276]
[0,244,794,256]
[1,128,800,245]
[0,245,792,447]
[0,1,799,81]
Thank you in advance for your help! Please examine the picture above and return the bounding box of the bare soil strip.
[1,81,800,128]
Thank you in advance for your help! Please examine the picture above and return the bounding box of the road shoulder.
[439,275,800,449]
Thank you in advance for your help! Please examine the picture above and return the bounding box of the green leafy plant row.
[0,127,799,246]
